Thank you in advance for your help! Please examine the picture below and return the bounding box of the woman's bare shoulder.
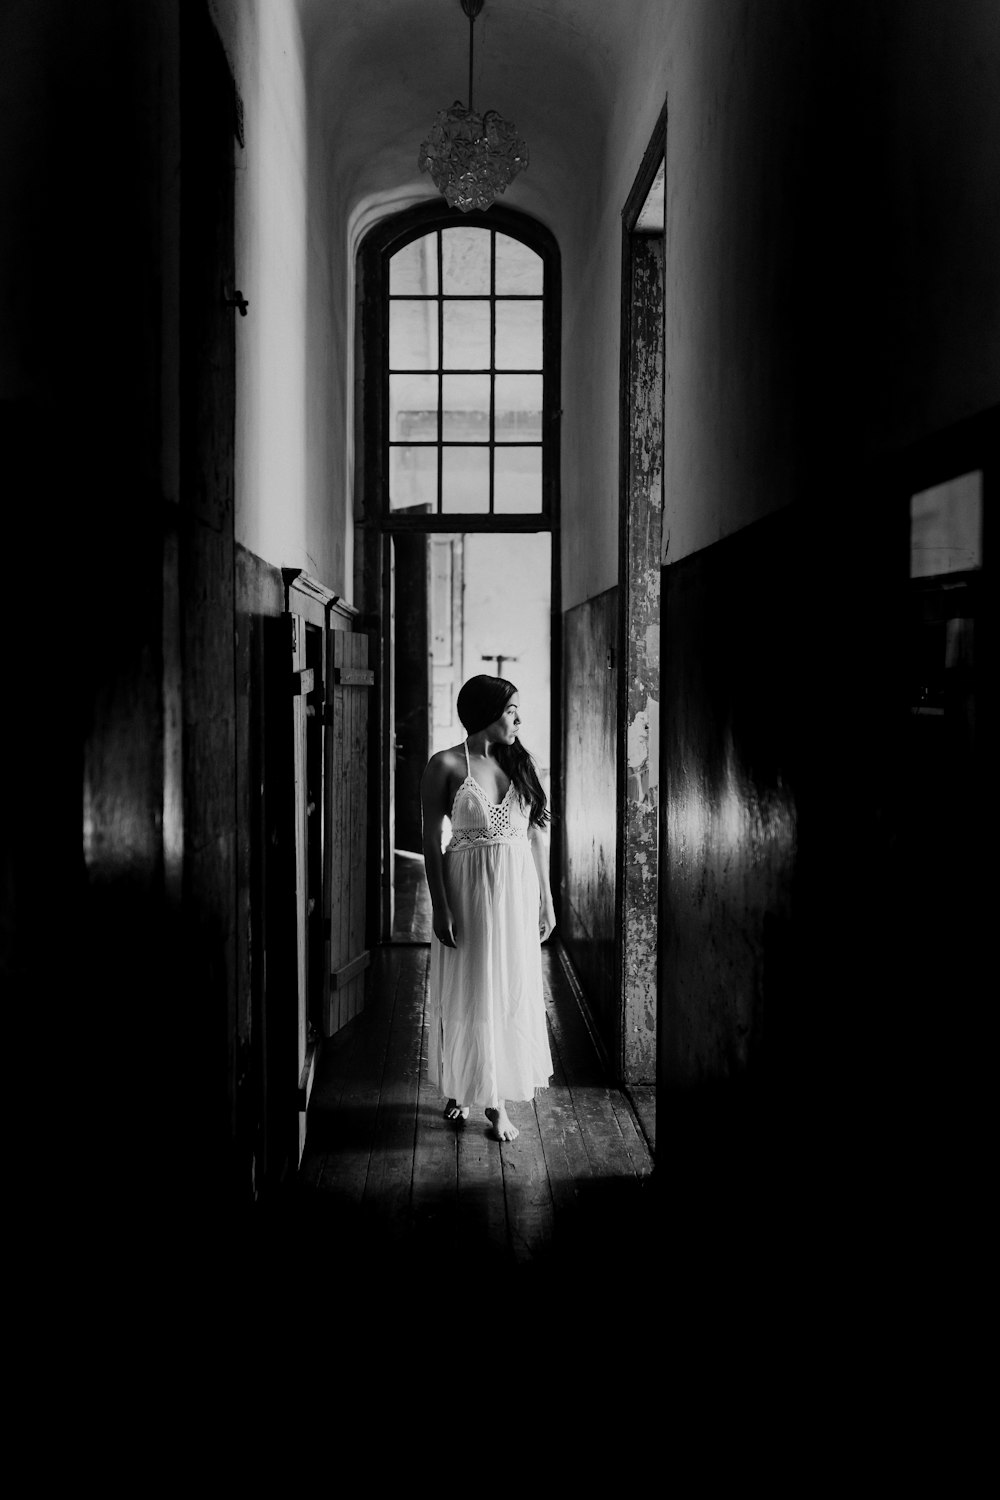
[422,744,466,781]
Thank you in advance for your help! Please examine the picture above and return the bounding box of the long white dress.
[427,742,553,1109]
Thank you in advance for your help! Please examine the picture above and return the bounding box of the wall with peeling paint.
[619,233,663,1084]
[562,589,618,1048]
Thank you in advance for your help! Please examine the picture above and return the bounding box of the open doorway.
[390,529,552,941]
[358,204,560,947]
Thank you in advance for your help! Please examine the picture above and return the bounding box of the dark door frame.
[615,99,667,1082]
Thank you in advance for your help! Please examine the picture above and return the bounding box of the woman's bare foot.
[444,1098,470,1121]
[485,1104,519,1142]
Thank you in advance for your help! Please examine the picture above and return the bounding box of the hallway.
[297,942,653,1280]
[4,5,995,1378]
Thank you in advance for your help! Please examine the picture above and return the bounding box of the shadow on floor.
[239,1115,801,1353]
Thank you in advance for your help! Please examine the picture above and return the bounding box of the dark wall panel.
[175,0,240,1203]
[0,2,185,1204]
[235,545,287,1193]
[561,588,617,1050]
[659,512,801,1098]
[658,424,992,1267]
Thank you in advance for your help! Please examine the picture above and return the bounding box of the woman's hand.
[433,904,457,948]
[529,824,555,943]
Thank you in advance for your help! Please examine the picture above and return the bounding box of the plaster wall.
[661,0,1000,571]
[560,0,1000,604]
[558,4,669,609]
[655,0,999,1125]
[852,0,1000,454]
[208,0,349,591]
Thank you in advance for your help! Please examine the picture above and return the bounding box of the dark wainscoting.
[235,545,294,1195]
[659,511,802,1098]
[656,468,988,1230]
[561,587,618,1056]
[656,507,816,1251]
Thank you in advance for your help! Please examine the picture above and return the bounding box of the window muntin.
[386,226,547,517]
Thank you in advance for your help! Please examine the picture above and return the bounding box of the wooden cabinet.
[325,629,373,1033]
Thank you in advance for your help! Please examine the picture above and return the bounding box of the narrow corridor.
[7,2,993,1388]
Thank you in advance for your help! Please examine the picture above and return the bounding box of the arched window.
[360,204,560,530]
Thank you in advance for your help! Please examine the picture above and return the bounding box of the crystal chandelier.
[418,0,528,214]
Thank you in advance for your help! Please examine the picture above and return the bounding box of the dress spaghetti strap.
[463,739,471,777]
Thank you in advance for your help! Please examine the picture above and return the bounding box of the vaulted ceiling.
[298,0,664,248]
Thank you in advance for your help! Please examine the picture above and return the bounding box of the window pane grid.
[436,231,443,512]
[388,366,542,374]
[388,294,543,301]
[389,441,543,446]
[489,231,496,515]
[386,226,547,517]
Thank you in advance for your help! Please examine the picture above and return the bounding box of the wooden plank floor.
[297,941,657,1305]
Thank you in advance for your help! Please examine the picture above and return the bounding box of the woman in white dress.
[421,675,556,1142]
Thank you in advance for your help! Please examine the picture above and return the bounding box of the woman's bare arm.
[529,822,556,943]
[420,753,457,948]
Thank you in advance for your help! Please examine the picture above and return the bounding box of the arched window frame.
[359,202,561,533]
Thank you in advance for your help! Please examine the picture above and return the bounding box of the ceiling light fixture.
[418,0,528,213]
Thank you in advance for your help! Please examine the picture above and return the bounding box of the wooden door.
[288,609,310,1161]
[284,569,341,1162]
[325,626,374,1034]
[429,536,464,754]
[383,541,396,939]
[392,533,429,852]
[287,604,327,1163]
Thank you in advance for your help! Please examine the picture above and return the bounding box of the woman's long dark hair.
[456,675,551,829]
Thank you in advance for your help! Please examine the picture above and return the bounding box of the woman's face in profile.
[487,693,521,744]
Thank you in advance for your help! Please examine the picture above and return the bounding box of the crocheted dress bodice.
[447,741,530,851]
